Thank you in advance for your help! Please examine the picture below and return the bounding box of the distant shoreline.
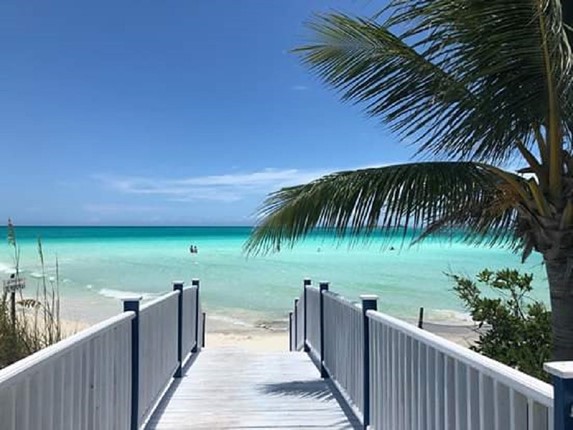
[0,225,547,341]
[60,312,478,352]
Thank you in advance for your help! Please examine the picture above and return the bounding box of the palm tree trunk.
[545,256,573,360]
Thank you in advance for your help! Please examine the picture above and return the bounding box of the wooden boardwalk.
[146,348,361,429]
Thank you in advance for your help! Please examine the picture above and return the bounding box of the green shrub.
[450,268,552,381]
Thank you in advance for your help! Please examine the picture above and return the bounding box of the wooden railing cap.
[544,361,573,379]
[121,296,143,302]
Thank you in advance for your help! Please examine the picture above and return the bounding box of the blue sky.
[0,0,414,225]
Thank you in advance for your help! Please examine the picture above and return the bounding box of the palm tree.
[246,0,573,360]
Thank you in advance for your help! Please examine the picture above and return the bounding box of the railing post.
[123,297,142,430]
[173,281,184,378]
[544,362,573,430]
[289,311,293,351]
[202,312,206,347]
[294,298,299,350]
[361,295,378,430]
[319,281,329,378]
[192,278,200,352]
[303,278,311,352]
[417,307,424,329]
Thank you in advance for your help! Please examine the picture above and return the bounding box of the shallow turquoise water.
[0,226,548,326]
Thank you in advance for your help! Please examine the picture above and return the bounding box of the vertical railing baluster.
[361,295,378,430]
[303,278,311,352]
[123,297,141,430]
[192,279,200,352]
[319,281,329,378]
[173,281,184,378]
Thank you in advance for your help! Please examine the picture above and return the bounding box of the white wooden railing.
[181,285,198,356]
[323,291,364,417]
[289,280,309,352]
[0,313,133,430]
[368,311,553,430]
[305,285,321,360]
[0,279,204,430]
[295,296,304,351]
[138,292,180,424]
[288,280,573,430]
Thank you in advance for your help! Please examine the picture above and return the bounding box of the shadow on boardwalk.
[146,349,361,429]
[262,379,361,429]
[262,379,333,400]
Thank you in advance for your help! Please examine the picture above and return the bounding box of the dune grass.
[0,221,63,369]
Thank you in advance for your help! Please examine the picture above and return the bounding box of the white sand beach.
[202,315,479,351]
[206,325,477,352]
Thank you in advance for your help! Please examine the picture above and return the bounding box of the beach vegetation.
[0,220,63,369]
[451,268,551,381]
[246,1,573,360]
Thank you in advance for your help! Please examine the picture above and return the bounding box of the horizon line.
[7,224,256,228]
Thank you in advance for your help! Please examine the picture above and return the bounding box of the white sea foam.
[426,308,474,325]
[208,314,253,328]
[98,288,158,301]
[0,262,15,275]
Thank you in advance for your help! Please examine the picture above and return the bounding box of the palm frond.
[245,162,523,254]
[297,1,573,163]
[415,188,521,249]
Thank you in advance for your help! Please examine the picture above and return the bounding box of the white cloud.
[83,204,161,215]
[94,168,331,203]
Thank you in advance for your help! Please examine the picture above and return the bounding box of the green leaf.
[296,1,573,162]
[245,162,519,254]
[451,268,551,381]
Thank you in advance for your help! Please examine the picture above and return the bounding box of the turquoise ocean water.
[0,226,548,328]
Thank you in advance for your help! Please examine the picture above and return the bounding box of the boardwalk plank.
[145,349,360,429]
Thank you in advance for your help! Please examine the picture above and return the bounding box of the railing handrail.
[140,290,180,312]
[321,289,366,416]
[367,309,554,407]
[0,311,134,387]
[0,279,205,430]
[292,280,565,428]
[323,290,361,311]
